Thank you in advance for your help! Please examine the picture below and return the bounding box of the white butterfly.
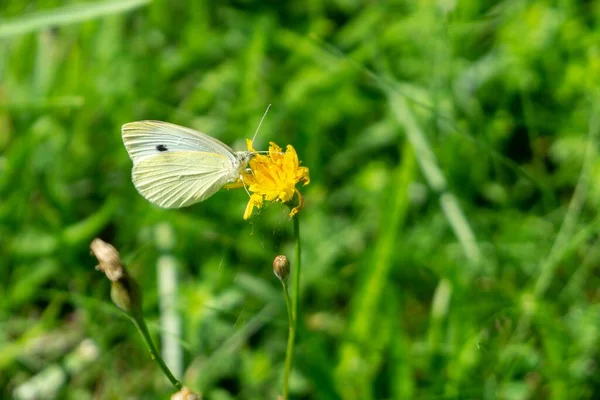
[122,120,254,208]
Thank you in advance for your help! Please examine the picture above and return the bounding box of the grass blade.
[0,0,151,38]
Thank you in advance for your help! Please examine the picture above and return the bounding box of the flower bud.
[110,273,143,315]
[170,386,201,400]
[273,255,290,282]
[91,238,143,316]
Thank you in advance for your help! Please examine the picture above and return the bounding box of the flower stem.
[282,215,302,399]
[292,214,301,323]
[281,281,294,399]
[130,311,183,391]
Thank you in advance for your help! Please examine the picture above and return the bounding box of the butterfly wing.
[122,120,237,164]
[132,151,235,208]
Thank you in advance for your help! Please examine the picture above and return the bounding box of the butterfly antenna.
[251,104,271,145]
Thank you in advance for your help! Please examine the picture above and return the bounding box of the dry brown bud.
[90,238,124,282]
[90,238,142,315]
[170,386,201,400]
[273,255,290,282]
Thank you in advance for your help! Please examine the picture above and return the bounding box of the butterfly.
[121,120,255,208]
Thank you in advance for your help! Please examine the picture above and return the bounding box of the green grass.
[1,0,600,399]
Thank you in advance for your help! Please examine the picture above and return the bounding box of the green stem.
[282,215,301,400]
[130,311,182,391]
[281,281,294,400]
[292,215,301,323]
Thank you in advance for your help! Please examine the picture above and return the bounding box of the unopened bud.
[91,238,143,316]
[273,255,290,282]
[171,386,201,400]
[110,273,143,315]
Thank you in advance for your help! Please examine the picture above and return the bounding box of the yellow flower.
[241,140,310,219]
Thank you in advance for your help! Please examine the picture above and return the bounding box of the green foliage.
[1,0,599,398]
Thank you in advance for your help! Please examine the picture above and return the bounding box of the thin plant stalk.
[292,214,301,324]
[282,215,302,400]
[130,311,183,391]
[281,280,294,399]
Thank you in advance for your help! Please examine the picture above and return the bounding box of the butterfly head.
[236,151,255,167]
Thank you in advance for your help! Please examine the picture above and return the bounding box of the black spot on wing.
[156,144,168,152]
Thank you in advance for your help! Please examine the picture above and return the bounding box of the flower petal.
[244,193,264,220]
[289,189,305,218]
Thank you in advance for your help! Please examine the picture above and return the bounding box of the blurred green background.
[1,0,600,399]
